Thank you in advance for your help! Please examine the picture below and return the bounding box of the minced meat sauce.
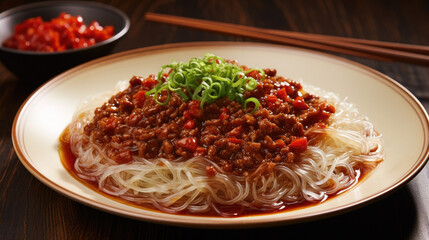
[83,67,335,176]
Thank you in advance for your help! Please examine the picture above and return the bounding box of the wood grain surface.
[0,0,428,239]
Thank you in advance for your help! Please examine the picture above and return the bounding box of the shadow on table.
[168,185,417,239]
[78,184,416,240]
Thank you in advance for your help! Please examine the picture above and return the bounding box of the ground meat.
[84,67,335,176]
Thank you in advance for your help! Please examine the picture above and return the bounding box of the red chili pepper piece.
[292,97,308,110]
[227,137,244,145]
[265,95,280,110]
[143,76,158,89]
[247,69,262,80]
[227,126,243,137]
[289,137,308,152]
[184,120,195,129]
[188,100,201,109]
[134,90,146,107]
[188,100,203,119]
[183,110,191,120]
[189,108,203,119]
[177,137,198,151]
[219,112,230,121]
[276,88,288,101]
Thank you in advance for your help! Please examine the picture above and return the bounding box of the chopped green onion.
[176,89,189,101]
[146,53,263,112]
[154,83,170,106]
[245,77,258,91]
[244,97,260,113]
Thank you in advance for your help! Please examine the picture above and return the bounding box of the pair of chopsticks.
[145,12,429,67]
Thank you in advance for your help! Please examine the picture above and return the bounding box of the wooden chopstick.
[264,29,429,56]
[145,12,429,66]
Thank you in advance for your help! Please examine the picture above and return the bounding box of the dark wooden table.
[1,0,428,239]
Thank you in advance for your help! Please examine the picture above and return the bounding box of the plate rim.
[11,41,429,228]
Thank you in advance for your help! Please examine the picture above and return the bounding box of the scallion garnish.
[145,53,264,113]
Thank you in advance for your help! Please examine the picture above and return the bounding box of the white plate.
[12,42,429,227]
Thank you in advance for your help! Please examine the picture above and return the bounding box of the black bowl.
[0,1,130,80]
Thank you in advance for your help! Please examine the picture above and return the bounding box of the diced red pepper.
[177,137,198,151]
[220,107,229,120]
[227,126,243,137]
[265,95,278,103]
[219,112,230,121]
[189,107,203,119]
[183,110,192,120]
[134,90,146,107]
[247,69,262,80]
[265,95,280,110]
[188,100,201,109]
[184,119,195,129]
[227,137,244,145]
[143,76,158,89]
[276,88,288,101]
[188,100,203,119]
[292,97,308,110]
[289,137,307,152]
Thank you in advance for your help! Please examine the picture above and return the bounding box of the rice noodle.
[66,81,383,216]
